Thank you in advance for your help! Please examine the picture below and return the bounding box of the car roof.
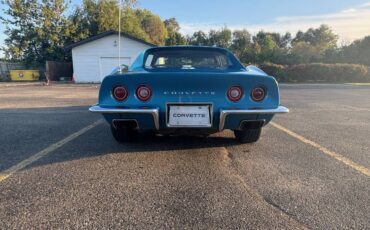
[144,46,230,53]
[133,45,246,72]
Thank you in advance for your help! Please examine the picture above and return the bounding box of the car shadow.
[27,120,243,169]
[120,132,239,151]
[0,105,243,172]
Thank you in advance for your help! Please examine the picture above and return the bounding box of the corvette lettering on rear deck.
[164,91,216,95]
[172,113,207,118]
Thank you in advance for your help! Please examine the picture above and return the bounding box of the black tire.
[234,128,262,143]
[110,125,138,143]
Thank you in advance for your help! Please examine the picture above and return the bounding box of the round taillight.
[251,87,266,102]
[112,86,128,101]
[227,86,243,102]
[136,85,152,101]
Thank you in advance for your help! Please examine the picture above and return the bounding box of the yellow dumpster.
[10,70,40,81]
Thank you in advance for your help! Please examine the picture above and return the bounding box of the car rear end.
[91,71,287,134]
[89,46,288,142]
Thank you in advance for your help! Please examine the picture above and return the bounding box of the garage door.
[99,57,131,81]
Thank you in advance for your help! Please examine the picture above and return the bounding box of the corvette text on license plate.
[168,105,211,127]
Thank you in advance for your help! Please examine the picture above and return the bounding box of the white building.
[67,31,155,83]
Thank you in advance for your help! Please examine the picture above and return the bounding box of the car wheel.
[234,128,262,143]
[110,125,138,143]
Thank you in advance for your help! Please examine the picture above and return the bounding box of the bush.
[284,63,369,83]
[256,63,286,82]
[254,62,370,83]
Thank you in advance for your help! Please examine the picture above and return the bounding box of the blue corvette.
[89,46,288,143]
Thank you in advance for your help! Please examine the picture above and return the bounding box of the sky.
[1,0,370,57]
[133,0,370,43]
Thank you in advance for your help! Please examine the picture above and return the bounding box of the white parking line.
[0,119,103,183]
[271,122,370,177]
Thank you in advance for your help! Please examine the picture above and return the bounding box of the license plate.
[168,105,211,127]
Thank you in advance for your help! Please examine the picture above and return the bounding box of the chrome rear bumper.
[89,105,160,130]
[89,105,289,132]
[219,106,289,131]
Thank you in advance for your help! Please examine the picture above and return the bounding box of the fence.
[0,61,73,82]
[0,62,26,81]
[45,61,73,81]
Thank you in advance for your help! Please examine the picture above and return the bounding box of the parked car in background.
[90,46,289,143]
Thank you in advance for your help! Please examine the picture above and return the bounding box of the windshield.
[144,49,232,70]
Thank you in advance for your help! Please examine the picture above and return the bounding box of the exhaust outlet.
[112,119,138,129]
[239,120,265,130]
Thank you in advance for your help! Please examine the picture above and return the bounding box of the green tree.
[73,0,100,36]
[121,8,150,42]
[68,6,92,42]
[67,1,151,44]
[251,33,279,63]
[164,18,180,34]
[164,18,187,45]
[291,24,338,63]
[0,0,74,65]
[188,31,209,46]
[208,27,232,48]
[97,0,119,32]
[254,31,291,49]
[37,0,73,62]
[331,36,370,66]
[0,0,40,62]
[291,41,322,63]
[230,29,252,62]
[165,32,187,46]
[280,32,292,48]
[140,13,168,45]
[260,35,278,61]
[293,25,338,49]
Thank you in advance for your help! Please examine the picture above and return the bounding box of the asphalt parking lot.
[1,83,370,229]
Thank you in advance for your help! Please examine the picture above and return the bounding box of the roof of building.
[65,30,156,50]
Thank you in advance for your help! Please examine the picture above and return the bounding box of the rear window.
[144,49,232,70]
